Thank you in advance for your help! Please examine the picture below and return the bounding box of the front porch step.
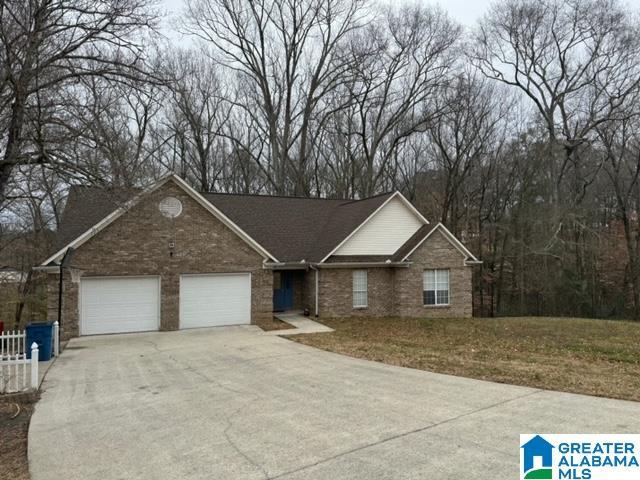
[264,313,334,335]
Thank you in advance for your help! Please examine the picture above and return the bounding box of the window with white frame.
[352,270,368,308]
[423,269,450,306]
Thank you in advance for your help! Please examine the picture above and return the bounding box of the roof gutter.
[262,262,309,270]
[55,248,75,330]
[464,260,483,266]
[32,265,62,272]
[315,261,411,268]
[264,261,412,269]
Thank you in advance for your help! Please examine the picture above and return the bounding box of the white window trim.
[352,270,368,309]
[423,269,450,307]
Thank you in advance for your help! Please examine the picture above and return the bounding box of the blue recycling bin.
[26,322,53,361]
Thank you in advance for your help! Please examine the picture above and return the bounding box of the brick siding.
[47,180,272,340]
[313,229,473,318]
[316,267,394,317]
[394,229,473,318]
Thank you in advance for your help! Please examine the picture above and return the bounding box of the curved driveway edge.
[29,326,640,480]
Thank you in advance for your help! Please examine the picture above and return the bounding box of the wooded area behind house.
[2,0,640,324]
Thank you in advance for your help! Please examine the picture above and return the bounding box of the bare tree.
[339,3,461,196]
[162,49,231,191]
[596,115,640,317]
[0,0,159,202]
[426,73,510,233]
[57,74,165,187]
[1,165,62,326]
[471,0,640,205]
[471,0,640,295]
[183,0,367,195]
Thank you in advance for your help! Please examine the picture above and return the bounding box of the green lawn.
[290,317,640,402]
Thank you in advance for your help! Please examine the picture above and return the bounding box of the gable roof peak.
[398,222,481,264]
[41,173,279,265]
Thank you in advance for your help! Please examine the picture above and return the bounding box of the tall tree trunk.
[0,91,27,203]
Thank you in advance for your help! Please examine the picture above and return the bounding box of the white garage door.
[80,277,160,335]
[180,274,251,329]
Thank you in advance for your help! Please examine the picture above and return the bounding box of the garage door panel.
[180,274,251,329]
[81,277,159,335]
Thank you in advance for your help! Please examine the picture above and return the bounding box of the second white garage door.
[179,273,251,329]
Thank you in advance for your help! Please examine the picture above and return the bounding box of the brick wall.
[302,269,317,314]
[394,229,472,318]
[47,269,80,338]
[317,267,394,317]
[290,271,305,310]
[315,229,473,318]
[47,180,272,340]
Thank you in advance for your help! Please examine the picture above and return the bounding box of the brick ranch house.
[37,174,481,340]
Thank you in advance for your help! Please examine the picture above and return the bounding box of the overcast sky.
[158,0,640,45]
[160,0,491,24]
[159,0,493,44]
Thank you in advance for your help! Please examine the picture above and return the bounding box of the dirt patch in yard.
[290,317,640,402]
[0,392,38,480]
[259,317,295,331]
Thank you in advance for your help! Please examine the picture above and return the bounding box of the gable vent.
[159,196,183,218]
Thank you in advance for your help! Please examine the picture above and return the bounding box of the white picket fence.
[0,322,59,394]
[0,329,26,357]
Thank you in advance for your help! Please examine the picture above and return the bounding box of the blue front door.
[273,271,294,311]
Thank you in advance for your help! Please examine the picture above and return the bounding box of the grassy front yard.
[291,317,640,402]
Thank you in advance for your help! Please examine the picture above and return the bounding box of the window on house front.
[423,269,449,306]
[353,270,368,308]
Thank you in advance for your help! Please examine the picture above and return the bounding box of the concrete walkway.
[29,327,640,480]
[265,312,334,335]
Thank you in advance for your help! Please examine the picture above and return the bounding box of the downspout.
[310,265,319,317]
[57,248,75,328]
[57,264,63,326]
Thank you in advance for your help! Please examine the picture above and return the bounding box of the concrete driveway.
[29,326,640,480]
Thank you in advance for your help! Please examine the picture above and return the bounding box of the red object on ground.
[0,321,3,333]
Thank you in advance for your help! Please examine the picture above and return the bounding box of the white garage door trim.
[80,276,161,336]
[179,273,251,329]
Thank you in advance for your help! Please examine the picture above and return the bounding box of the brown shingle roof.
[51,184,395,263]
[53,186,139,252]
[391,224,436,261]
[202,192,394,262]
